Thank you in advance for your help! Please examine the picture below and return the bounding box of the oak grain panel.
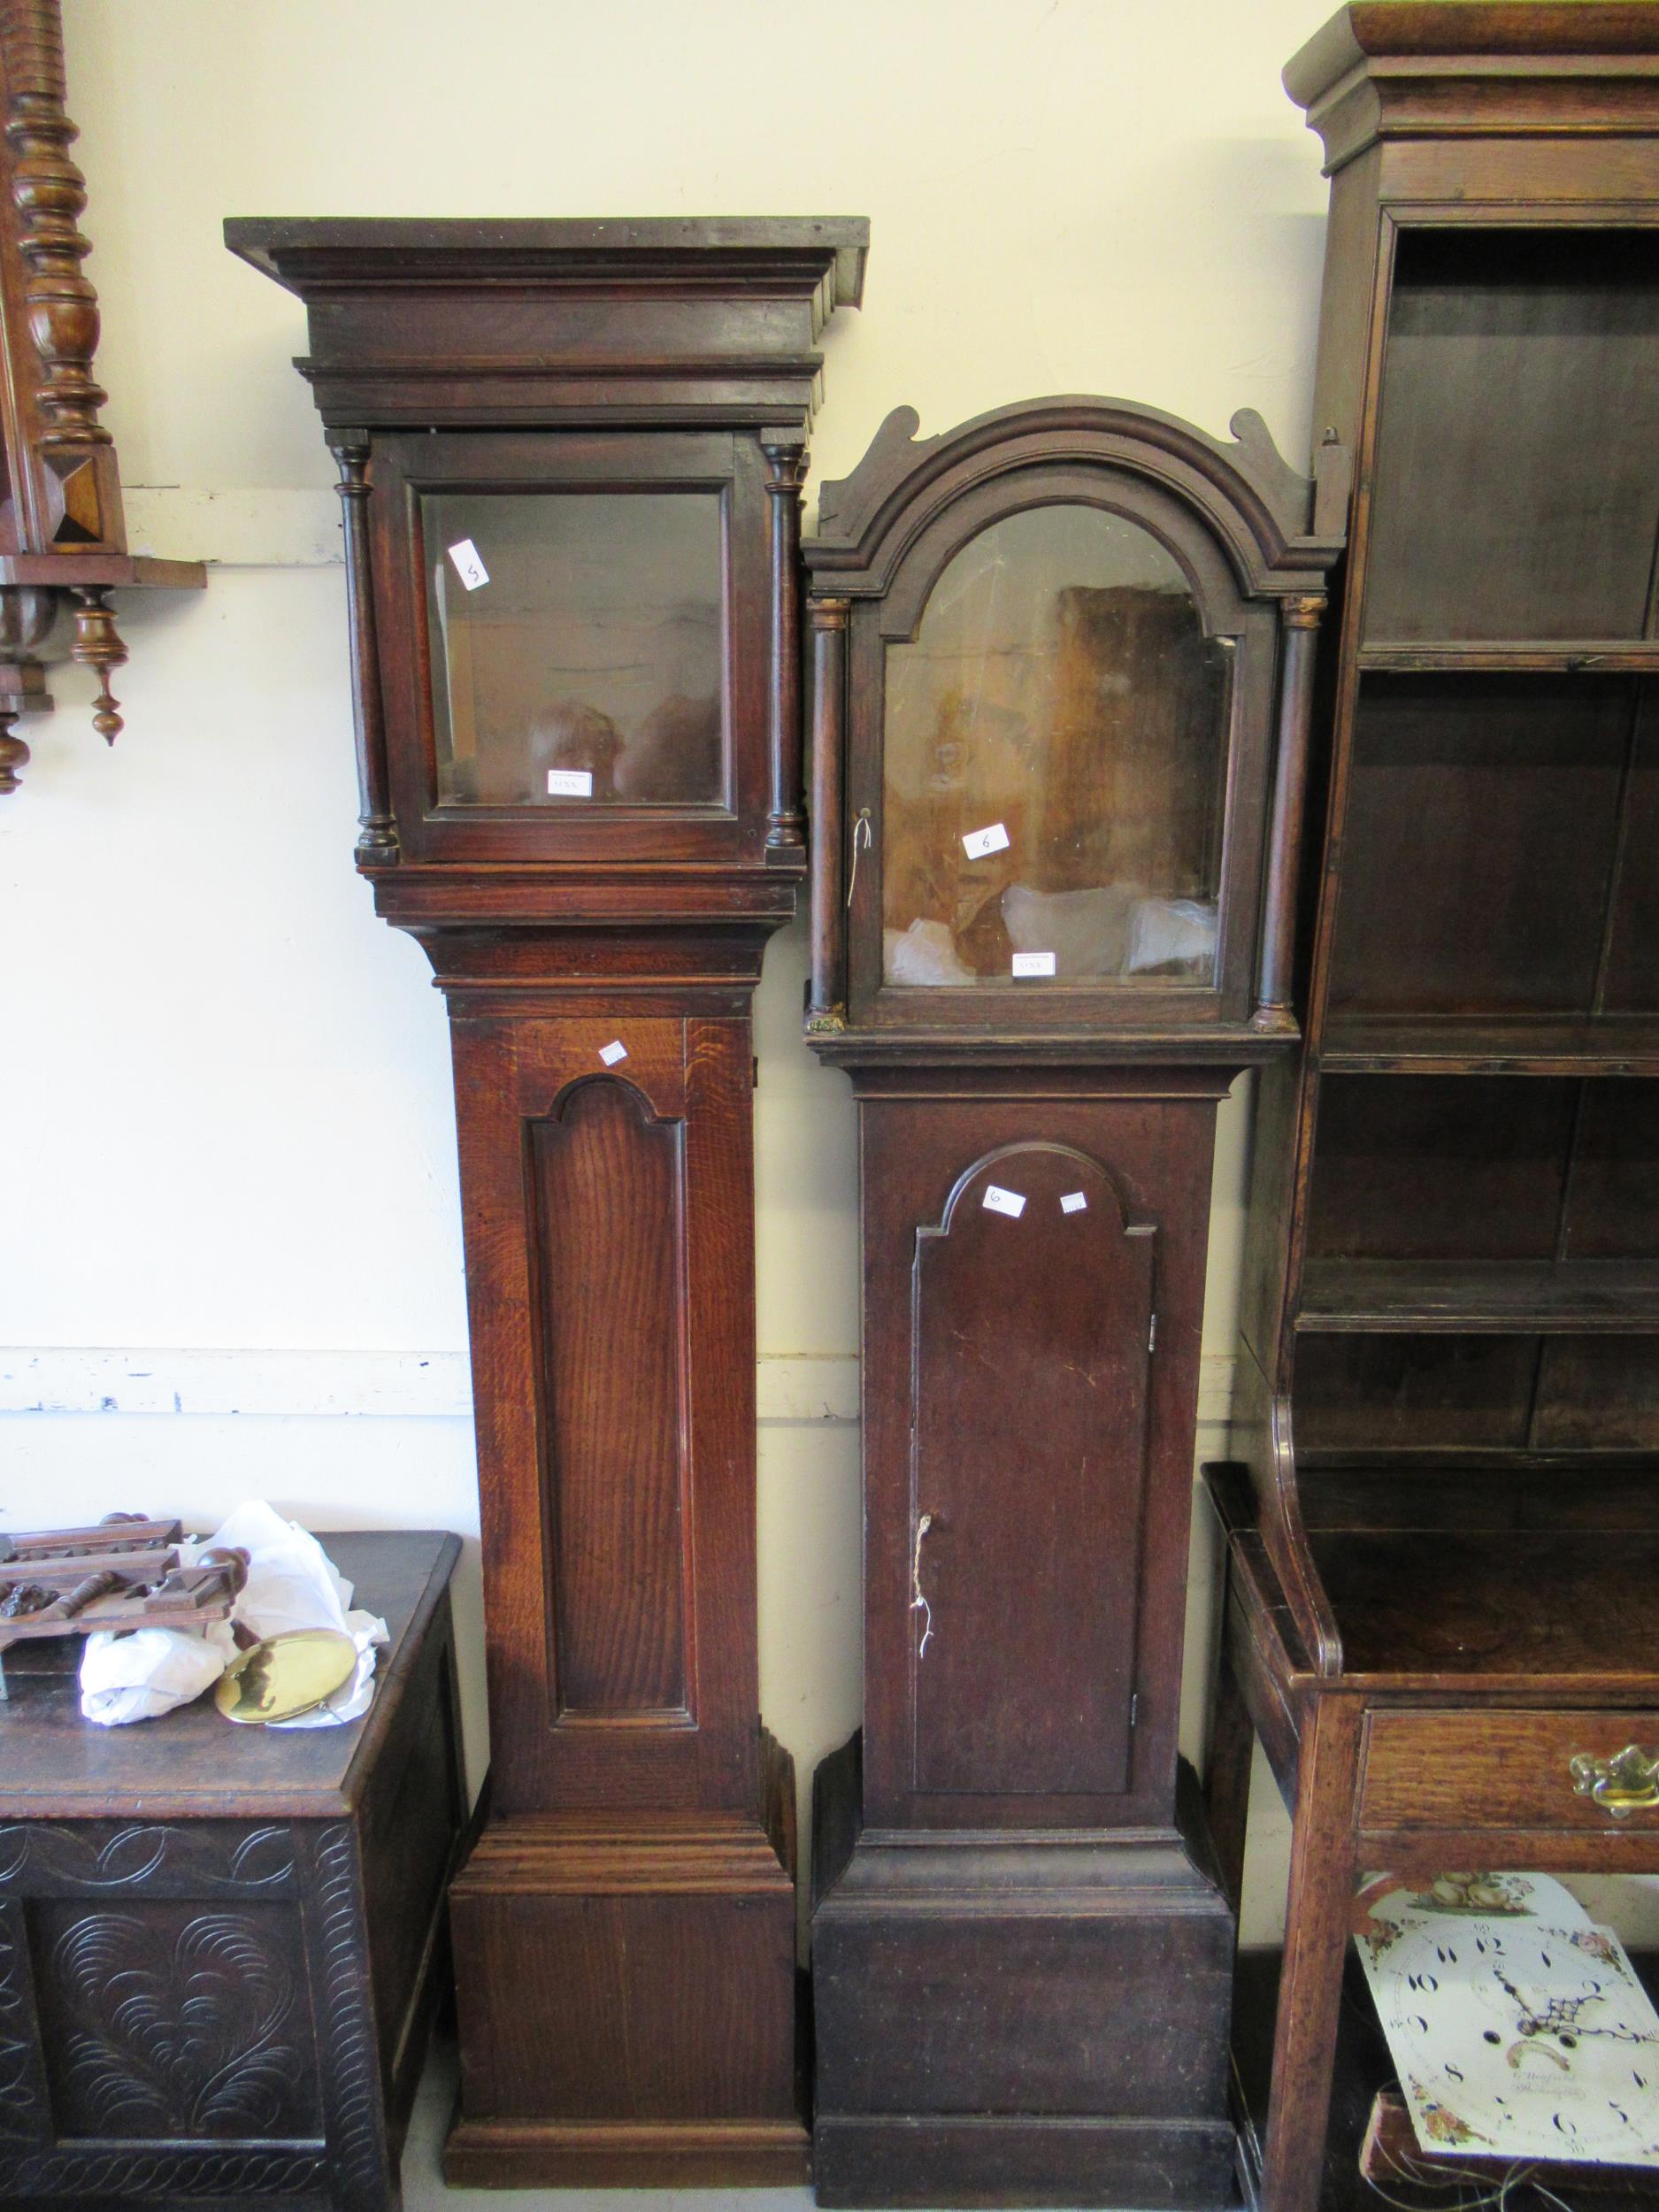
[530,1077,688,1717]
[1361,1709,1659,1835]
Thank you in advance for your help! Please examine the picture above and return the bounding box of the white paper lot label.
[962,821,1010,859]
[1011,950,1056,978]
[598,1040,628,1067]
[1060,1191,1088,1215]
[546,769,594,797]
[447,538,489,590]
[981,1185,1026,1219]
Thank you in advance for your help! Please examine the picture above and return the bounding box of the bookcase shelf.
[1319,1013,1659,1074]
[1359,642,1659,673]
[1297,1257,1659,1333]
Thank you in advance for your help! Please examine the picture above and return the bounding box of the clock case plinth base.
[810,1738,1234,2210]
[444,1734,806,2190]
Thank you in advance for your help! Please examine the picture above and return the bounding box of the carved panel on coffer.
[910,1143,1156,1799]
[527,1075,690,1720]
[27,1900,323,2142]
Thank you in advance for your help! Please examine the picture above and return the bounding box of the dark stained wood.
[1256,594,1328,1031]
[1304,1073,1579,1263]
[229,218,867,2186]
[856,1086,1223,1839]
[0,1532,465,2212]
[910,1145,1153,1800]
[1260,1693,1363,2212]
[1294,1334,1538,1454]
[763,434,809,854]
[1220,14,1659,2209]
[806,595,849,1026]
[329,435,398,864]
[803,394,1342,2204]
[1297,1256,1659,1332]
[1363,233,1659,644]
[810,1744,1235,2212]
[1327,677,1637,1024]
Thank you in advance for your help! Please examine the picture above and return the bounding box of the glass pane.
[424,490,725,807]
[881,503,1227,988]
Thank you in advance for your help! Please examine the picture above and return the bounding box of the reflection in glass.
[424,490,725,807]
[881,504,1228,987]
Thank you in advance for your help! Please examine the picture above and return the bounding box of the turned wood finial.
[69,583,124,741]
[1,0,111,471]
[0,703,28,791]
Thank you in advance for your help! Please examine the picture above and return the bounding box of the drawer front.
[1362,1709,1659,1835]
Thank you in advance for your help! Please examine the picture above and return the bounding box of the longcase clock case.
[226,215,867,2190]
[802,397,1346,2207]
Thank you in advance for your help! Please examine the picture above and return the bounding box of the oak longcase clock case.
[802,397,1346,2208]
[227,215,867,2191]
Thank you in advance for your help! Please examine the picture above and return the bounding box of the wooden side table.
[0,1529,465,2212]
[1202,1465,1659,2212]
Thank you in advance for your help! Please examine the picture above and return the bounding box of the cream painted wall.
[4,0,1356,1954]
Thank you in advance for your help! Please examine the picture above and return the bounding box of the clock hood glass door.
[878,501,1230,1003]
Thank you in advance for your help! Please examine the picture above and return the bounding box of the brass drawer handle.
[1570,1745,1659,1819]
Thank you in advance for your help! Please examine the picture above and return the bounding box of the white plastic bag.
[79,1624,226,1727]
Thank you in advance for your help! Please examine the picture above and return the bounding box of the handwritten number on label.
[447,538,489,590]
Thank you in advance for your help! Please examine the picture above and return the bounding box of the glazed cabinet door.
[909,1142,1156,1800]
[369,429,771,868]
[449,1011,758,1816]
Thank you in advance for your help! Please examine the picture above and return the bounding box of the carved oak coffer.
[802,401,1346,2206]
[225,217,868,2186]
[0,1531,464,2212]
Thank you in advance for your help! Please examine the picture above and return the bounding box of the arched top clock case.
[803,396,1348,1059]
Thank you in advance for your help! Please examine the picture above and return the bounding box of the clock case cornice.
[223,216,869,431]
[1284,2,1659,173]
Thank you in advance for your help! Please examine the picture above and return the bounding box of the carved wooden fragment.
[0,0,203,789]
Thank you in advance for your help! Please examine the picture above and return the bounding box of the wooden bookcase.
[1209,12,1659,2212]
[1237,12,1659,1690]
